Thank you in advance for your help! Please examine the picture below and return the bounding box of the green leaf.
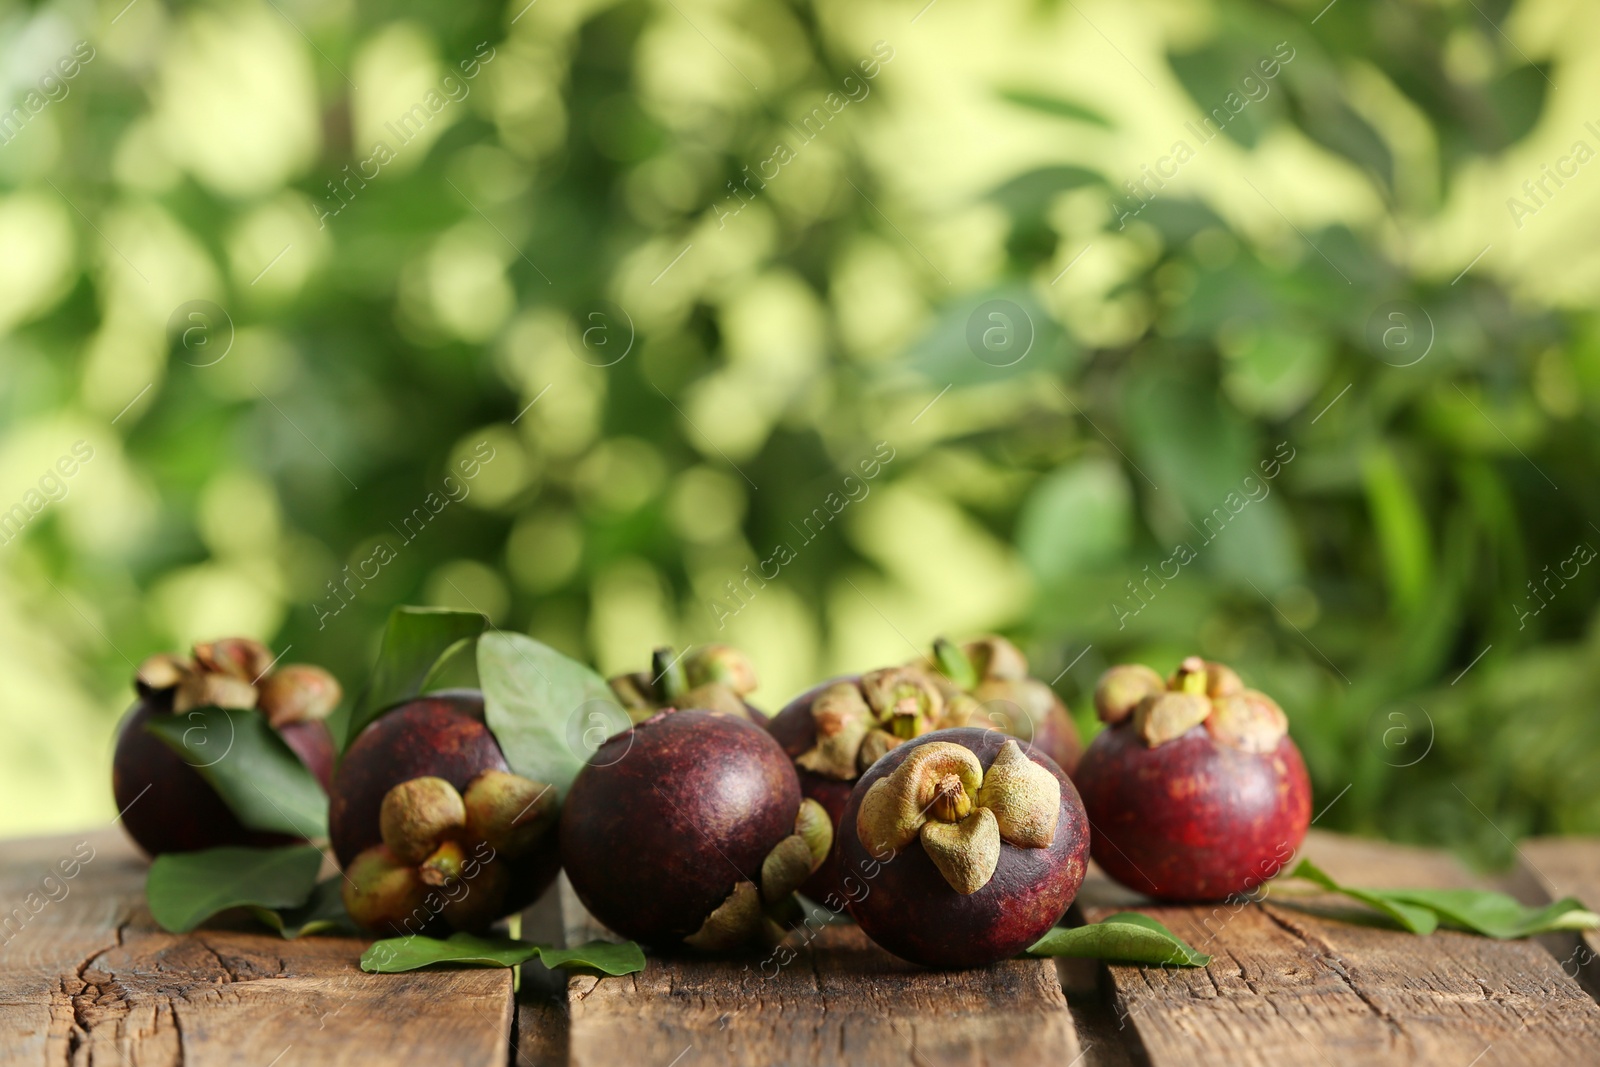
[146,707,328,837]
[418,634,482,693]
[479,632,615,799]
[536,940,649,974]
[996,88,1112,127]
[931,637,978,691]
[1289,859,1439,933]
[1361,448,1435,620]
[1290,859,1600,938]
[147,845,322,934]
[1384,890,1600,940]
[251,877,360,939]
[984,166,1103,224]
[360,932,646,975]
[1219,325,1332,419]
[1026,912,1212,967]
[345,607,488,746]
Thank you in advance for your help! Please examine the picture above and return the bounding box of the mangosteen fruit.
[608,644,767,724]
[560,707,828,950]
[1073,656,1312,902]
[766,667,944,906]
[331,690,560,935]
[111,638,342,857]
[330,691,500,865]
[767,635,1080,907]
[836,727,1089,969]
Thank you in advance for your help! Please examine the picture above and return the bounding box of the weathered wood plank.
[555,876,1081,1067]
[1077,829,1600,1067]
[1517,836,1600,997]
[0,829,514,1067]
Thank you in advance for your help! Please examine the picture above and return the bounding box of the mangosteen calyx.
[1097,655,1288,753]
[684,797,833,950]
[135,637,341,725]
[683,880,766,952]
[794,681,876,779]
[607,644,763,723]
[856,738,1060,895]
[343,766,554,934]
[794,668,945,780]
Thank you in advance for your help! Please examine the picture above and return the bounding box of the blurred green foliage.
[1,0,1597,867]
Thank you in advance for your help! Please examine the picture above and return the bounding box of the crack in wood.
[1259,904,1408,1045]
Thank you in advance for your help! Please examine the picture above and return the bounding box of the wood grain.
[0,829,515,1067]
[9,826,1600,1066]
[554,876,1081,1067]
[1078,829,1600,1067]
[1518,836,1600,996]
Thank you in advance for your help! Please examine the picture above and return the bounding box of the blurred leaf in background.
[1,0,1598,871]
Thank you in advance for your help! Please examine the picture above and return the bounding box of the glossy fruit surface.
[1074,723,1311,901]
[112,639,341,857]
[560,708,801,946]
[1073,657,1312,901]
[113,696,297,856]
[328,690,507,867]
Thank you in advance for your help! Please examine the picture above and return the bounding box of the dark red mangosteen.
[559,707,828,951]
[111,638,341,857]
[767,635,1081,907]
[835,727,1089,969]
[331,689,560,935]
[1073,656,1312,902]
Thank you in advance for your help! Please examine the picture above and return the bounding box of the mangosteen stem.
[652,646,688,702]
[930,774,973,823]
[1177,656,1209,696]
[932,637,979,691]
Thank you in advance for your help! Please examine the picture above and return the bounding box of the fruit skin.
[112,694,299,856]
[766,678,859,905]
[837,728,1089,970]
[1073,721,1311,902]
[964,677,1082,776]
[112,639,342,857]
[560,708,802,946]
[329,691,508,868]
[331,690,563,926]
[277,720,336,792]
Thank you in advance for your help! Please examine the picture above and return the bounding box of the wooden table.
[4,828,1599,1066]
